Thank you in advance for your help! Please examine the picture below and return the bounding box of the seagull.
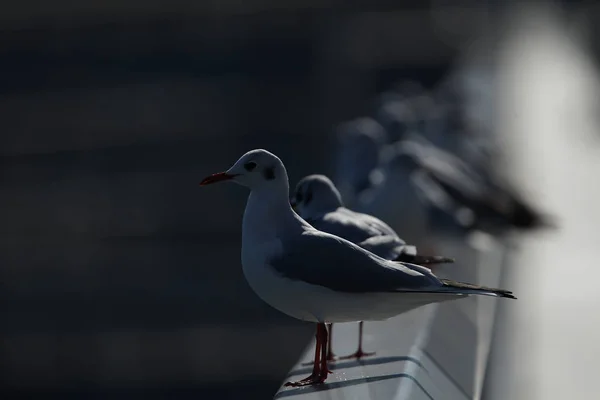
[374,80,495,178]
[332,117,388,207]
[427,91,497,176]
[355,143,434,248]
[374,81,441,145]
[291,174,455,361]
[375,94,419,143]
[292,174,455,266]
[199,149,516,387]
[370,140,554,236]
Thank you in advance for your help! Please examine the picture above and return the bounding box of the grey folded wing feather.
[307,208,400,243]
[407,144,493,226]
[415,145,521,219]
[417,146,488,201]
[308,208,408,260]
[340,208,400,238]
[410,168,461,214]
[306,215,374,245]
[357,235,412,261]
[268,230,441,293]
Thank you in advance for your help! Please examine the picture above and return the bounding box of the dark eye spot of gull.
[244,161,257,171]
[263,166,275,180]
[305,189,313,205]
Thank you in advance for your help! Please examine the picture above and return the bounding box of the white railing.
[275,234,508,400]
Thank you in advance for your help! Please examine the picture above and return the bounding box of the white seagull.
[200,149,516,387]
[292,174,454,264]
[332,117,388,207]
[374,140,554,236]
[291,174,455,361]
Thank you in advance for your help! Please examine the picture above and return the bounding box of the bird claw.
[284,372,327,387]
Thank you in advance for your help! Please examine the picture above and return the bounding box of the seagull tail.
[509,199,557,231]
[440,279,517,299]
[394,253,455,265]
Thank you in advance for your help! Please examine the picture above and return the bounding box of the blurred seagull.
[367,140,555,237]
[332,117,388,207]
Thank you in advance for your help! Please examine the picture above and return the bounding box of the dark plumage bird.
[381,140,556,235]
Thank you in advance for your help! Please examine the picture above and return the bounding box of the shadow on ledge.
[274,373,433,399]
[285,355,426,378]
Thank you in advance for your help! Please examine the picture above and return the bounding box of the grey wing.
[418,148,487,201]
[268,230,441,293]
[410,168,459,213]
[343,209,400,238]
[415,145,518,217]
[358,235,410,260]
[307,208,400,244]
[410,168,477,228]
[307,216,374,245]
[420,155,518,221]
[310,209,409,260]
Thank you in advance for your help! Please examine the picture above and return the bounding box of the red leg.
[320,324,331,381]
[320,323,331,376]
[326,323,337,361]
[302,322,337,366]
[340,321,375,360]
[285,323,329,387]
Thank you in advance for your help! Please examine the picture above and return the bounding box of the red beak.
[199,172,238,186]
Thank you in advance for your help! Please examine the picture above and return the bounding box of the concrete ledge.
[274,236,506,399]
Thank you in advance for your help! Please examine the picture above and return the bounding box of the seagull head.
[334,118,387,199]
[290,174,344,218]
[375,98,418,143]
[382,141,422,174]
[200,149,289,192]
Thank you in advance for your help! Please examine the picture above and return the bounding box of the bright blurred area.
[2,1,600,399]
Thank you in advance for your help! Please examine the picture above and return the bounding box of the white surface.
[484,6,600,400]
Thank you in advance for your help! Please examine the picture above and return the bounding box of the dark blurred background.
[2,2,598,399]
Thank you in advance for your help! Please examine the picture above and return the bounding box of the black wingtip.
[537,215,559,231]
[440,278,517,300]
[510,201,558,231]
[395,254,455,265]
[491,289,517,300]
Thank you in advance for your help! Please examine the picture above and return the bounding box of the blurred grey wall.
[0,4,496,399]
